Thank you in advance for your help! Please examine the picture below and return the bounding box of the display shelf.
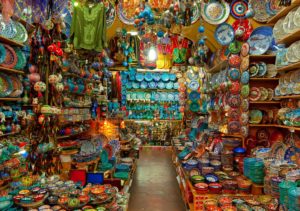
[267,0,300,24]
[0,132,20,137]
[62,72,102,84]
[0,66,25,75]
[249,124,300,131]
[249,101,281,104]
[125,119,182,122]
[207,60,227,73]
[249,55,276,62]
[0,35,24,47]
[249,77,279,81]
[0,98,22,101]
[276,61,300,72]
[277,29,300,45]
[273,95,300,99]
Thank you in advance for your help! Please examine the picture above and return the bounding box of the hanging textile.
[71,3,107,52]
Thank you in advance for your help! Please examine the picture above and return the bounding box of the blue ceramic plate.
[215,23,235,46]
[168,93,175,101]
[169,74,177,81]
[140,81,148,89]
[173,82,179,89]
[166,82,174,89]
[148,81,157,89]
[135,73,144,82]
[144,72,153,82]
[190,102,200,112]
[132,82,140,89]
[152,73,161,82]
[188,80,200,91]
[247,26,274,55]
[161,73,170,82]
[258,62,267,77]
[160,93,167,101]
[158,81,165,89]
[189,91,200,101]
[241,71,250,84]
[228,68,240,81]
[126,82,133,89]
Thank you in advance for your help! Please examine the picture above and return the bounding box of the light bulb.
[74,1,79,7]
[148,47,157,62]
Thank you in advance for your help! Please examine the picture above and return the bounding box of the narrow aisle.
[128,148,186,211]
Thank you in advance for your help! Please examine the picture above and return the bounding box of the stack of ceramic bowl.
[271,176,284,197]
[279,181,297,208]
[221,151,234,166]
[185,159,198,171]
[273,6,300,42]
[288,187,300,211]
[275,70,300,96]
[286,169,300,182]
[243,158,265,184]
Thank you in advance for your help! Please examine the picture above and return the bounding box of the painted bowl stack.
[288,187,300,211]
[243,158,265,184]
[279,181,297,209]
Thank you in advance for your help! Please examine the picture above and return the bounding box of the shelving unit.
[249,78,279,81]
[249,101,281,104]
[0,98,22,101]
[273,95,300,99]
[277,29,300,46]
[249,55,276,62]
[0,66,25,75]
[207,60,227,73]
[0,35,24,47]
[249,124,300,131]
[267,0,300,24]
[276,61,300,73]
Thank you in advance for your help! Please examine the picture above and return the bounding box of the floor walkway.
[128,147,186,211]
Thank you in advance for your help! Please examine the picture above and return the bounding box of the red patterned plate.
[249,87,261,101]
[232,19,253,41]
[227,94,241,108]
[228,54,241,67]
[230,82,241,94]
[228,109,240,121]
[2,45,18,69]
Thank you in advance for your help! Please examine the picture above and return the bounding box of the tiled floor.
[128,147,186,211]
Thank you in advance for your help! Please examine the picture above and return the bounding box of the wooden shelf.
[249,55,276,62]
[0,132,20,137]
[0,66,25,75]
[277,28,300,46]
[0,35,24,47]
[207,60,227,73]
[250,101,281,104]
[273,95,300,99]
[249,124,300,131]
[250,77,279,81]
[276,61,300,73]
[267,0,300,24]
[0,98,22,101]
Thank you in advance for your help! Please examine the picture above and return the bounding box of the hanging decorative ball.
[122,28,127,36]
[198,39,205,45]
[198,49,205,56]
[198,26,205,33]
[157,30,164,38]
[122,61,128,67]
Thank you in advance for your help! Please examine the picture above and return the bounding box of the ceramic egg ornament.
[49,74,58,84]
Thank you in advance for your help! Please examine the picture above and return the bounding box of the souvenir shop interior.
[0,0,300,210]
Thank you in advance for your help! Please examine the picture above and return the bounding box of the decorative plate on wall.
[117,0,139,25]
[201,1,230,25]
[230,0,248,19]
[105,0,116,27]
[214,23,235,46]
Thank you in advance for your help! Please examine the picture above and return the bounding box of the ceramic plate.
[228,54,241,67]
[13,22,28,43]
[0,43,6,64]
[201,1,230,25]
[228,94,241,108]
[241,84,250,98]
[229,41,242,54]
[144,72,153,82]
[249,109,263,124]
[241,42,250,57]
[249,87,261,101]
[214,23,235,46]
[247,26,273,55]
[228,121,241,133]
[232,19,253,41]
[249,63,259,77]
[241,99,249,112]
[135,73,144,82]
[241,71,250,84]
[161,73,170,82]
[230,82,241,94]
[157,81,165,89]
[230,0,248,19]
[228,68,240,81]
[259,87,268,101]
[190,102,200,112]
[188,80,199,91]
[189,91,200,101]
[117,0,137,25]
[249,0,270,23]
[2,45,17,69]
[240,56,249,71]
[258,62,267,77]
